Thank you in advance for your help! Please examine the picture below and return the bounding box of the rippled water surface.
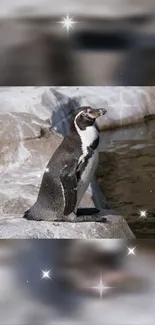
[97,119,155,238]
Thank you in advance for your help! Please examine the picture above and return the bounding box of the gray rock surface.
[48,87,155,134]
[0,214,133,239]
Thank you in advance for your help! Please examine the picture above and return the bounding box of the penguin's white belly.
[75,149,99,210]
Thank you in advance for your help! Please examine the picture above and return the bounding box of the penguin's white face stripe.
[74,111,100,209]
[74,111,99,164]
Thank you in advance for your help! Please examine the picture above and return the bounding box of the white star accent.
[41,270,52,280]
[139,210,147,219]
[45,167,49,172]
[90,273,112,299]
[127,247,136,256]
[87,87,141,129]
[59,14,76,33]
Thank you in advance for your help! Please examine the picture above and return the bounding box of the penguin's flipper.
[60,159,78,216]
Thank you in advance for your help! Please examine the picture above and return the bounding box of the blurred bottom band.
[0,239,154,325]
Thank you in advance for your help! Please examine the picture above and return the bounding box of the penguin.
[23,106,107,222]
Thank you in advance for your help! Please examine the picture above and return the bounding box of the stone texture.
[0,213,134,239]
[48,87,155,134]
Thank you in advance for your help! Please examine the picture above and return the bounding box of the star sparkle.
[87,87,141,128]
[59,14,76,33]
[139,210,147,219]
[45,167,49,172]
[90,273,112,299]
[127,246,136,256]
[41,269,52,280]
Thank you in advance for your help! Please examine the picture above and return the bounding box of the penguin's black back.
[24,135,82,220]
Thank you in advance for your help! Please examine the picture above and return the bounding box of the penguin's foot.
[64,212,107,223]
[76,208,100,216]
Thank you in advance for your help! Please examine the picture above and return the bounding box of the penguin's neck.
[77,125,99,148]
[73,120,99,159]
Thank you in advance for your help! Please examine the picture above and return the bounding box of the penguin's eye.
[80,111,93,120]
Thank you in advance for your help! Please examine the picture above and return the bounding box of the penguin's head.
[72,106,107,130]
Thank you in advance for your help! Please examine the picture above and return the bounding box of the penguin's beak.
[88,108,107,119]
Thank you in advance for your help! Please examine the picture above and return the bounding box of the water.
[97,118,155,238]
